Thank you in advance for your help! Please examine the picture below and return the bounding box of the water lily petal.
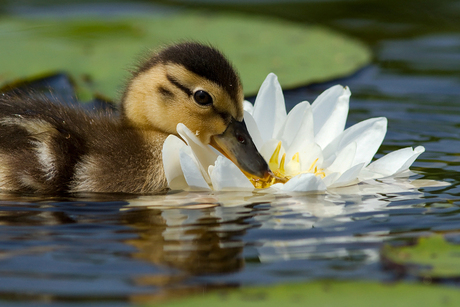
[279,173,327,192]
[360,146,426,180]
[243,100,254,115]
[328,162,364,188]
[322,117,387,169]
[270,183,285,190]
[326,141,357,174]
[322,172,340,187]
[312,85,351,149]
[244,111,264,151]
[179,147,211,190]
[177,123,219,183]
[162,135,188,190]
[210,156,254,191]
[253,73,287,142]
[277,101,315,150]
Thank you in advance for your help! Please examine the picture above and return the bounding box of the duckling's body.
[0,42,270,194]
[0,94,167,193]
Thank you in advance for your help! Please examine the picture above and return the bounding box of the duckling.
[0,42,271,194]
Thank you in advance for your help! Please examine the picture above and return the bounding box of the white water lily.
[162,73,425,192]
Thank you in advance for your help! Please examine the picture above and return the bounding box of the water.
[0,0,460,306]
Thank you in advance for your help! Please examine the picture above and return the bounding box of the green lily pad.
[382,235,460,278]
[0,12,370,99]
[142,280,460,307]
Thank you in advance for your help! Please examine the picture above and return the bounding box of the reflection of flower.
[125,177,446,264]
[162,73,425,192]
[254,177,443,263]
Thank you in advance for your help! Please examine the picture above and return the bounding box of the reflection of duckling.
[122,206,246,276]
[0,42,270,194]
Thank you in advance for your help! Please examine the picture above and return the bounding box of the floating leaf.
[140,280,460,307]
[0,11,371,99]
[382,235,460,278]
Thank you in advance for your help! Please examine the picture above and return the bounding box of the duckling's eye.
[193,90,213,106]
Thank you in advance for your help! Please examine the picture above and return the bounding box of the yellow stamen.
[279,153,286,174]
[316,171,326,178]
[269,141,282,171]
[246,144,327,189]
[250,174,287,189]
[308,158,319,172]
[292,152,299,163]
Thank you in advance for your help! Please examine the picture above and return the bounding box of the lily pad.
[0,11,370,99]
[141,280,460,307]
[382,235,460,278]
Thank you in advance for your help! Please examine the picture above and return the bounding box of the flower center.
[248,141,325,189]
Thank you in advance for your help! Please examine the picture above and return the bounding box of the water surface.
[0,0,459,306]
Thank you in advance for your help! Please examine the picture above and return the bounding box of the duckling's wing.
[0,94,100,193]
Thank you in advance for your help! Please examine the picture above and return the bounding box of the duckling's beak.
[210,119,272,179]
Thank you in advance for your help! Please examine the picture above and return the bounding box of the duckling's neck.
[120,65,179,136]
[120,75,155,130]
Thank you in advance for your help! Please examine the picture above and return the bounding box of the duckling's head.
[121,42,270,179]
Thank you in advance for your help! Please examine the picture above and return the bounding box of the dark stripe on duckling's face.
[158,86,174,99]
[166,74,193,97]
[166,73,232,126]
